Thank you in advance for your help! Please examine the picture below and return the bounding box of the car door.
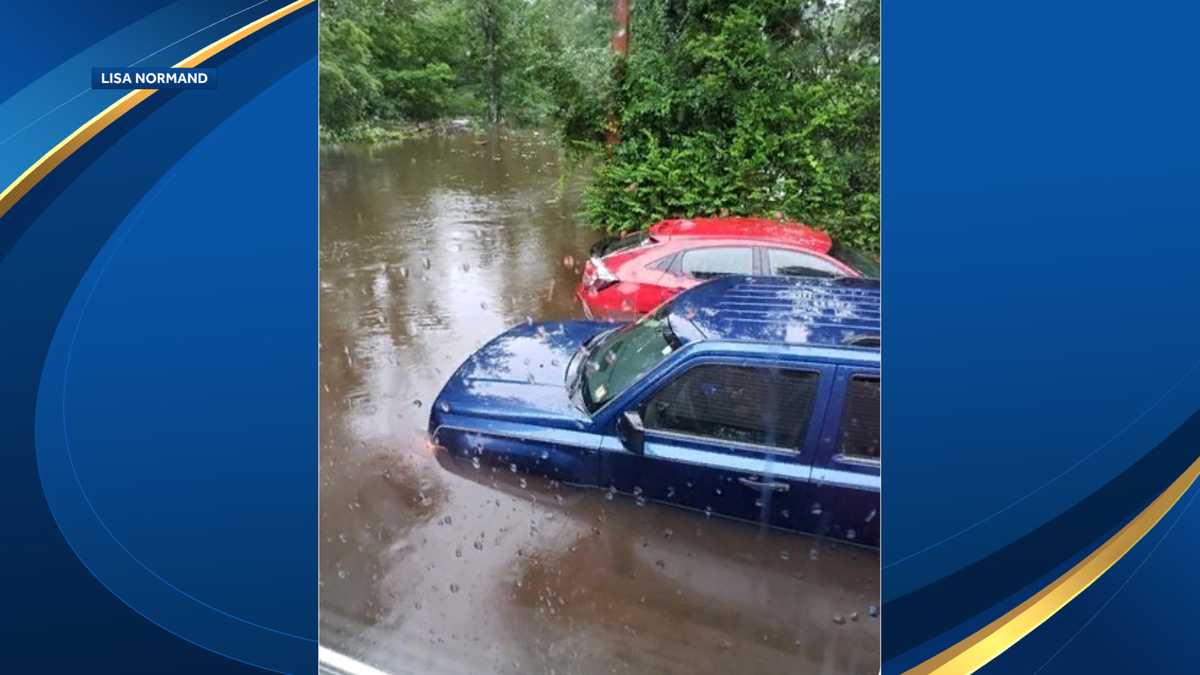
[652,246,756,302]
[601,359,835,533]
[809,365,881,546]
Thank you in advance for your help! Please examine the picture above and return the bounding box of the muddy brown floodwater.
[319,130,879,675]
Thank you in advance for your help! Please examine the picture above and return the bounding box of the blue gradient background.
[883,1,1200,673]
[0,1,314,672]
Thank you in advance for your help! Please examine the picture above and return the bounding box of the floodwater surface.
[319,130,879,675]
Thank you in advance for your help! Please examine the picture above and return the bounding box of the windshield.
[830,239,881,278]
[581,309,678,412]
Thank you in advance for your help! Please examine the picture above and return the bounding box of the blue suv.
[428,275,880,546]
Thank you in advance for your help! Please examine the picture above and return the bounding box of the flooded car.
[430,275,881,545]
[577,217,881,321]
[321,132,879,675]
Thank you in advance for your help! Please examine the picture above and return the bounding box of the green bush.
[580,0,880,251]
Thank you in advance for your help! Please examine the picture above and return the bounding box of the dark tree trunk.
[480,1,502,126]
[606,0,630,147]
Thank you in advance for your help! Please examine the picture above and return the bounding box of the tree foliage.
[580,0,880,250]
[319,0,611,137]
[318,0,880,250]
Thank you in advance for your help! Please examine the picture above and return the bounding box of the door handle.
[738,477,790,492]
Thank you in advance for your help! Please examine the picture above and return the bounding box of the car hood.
[430,320,614,430]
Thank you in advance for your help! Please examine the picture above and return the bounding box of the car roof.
[649,217,832,253]
[667,275,880,349]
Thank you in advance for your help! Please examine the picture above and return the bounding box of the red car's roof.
[648,217,832,253]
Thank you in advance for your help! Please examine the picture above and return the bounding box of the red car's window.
[680,247,753,278]
[766,248,846,278]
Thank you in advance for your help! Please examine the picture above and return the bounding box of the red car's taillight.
[587,256,618,291]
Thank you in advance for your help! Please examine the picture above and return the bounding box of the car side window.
[766,248,844,278]
[642,364,818,450]
[679,247,753,279]
[838,375,880,461]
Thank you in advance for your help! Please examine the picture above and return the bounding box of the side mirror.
[618,410,645,455]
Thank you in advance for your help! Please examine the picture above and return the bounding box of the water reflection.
[320,131,878,674]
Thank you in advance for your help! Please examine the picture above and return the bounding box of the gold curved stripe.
[906,454,1200,674]
[0,0,314,220]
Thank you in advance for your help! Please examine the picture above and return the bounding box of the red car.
[576,217,879,321]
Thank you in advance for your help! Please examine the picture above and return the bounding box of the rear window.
[592,232,654,257]
[642,364,819,450]
[839,376,880,460]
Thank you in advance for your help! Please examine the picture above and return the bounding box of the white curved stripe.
[319,646,394,675]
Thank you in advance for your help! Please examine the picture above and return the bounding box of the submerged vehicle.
[576,217,880,321]
[429,275,880,545]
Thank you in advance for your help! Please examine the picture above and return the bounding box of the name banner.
[91,67,217,90]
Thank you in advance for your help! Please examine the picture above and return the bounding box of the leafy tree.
[579,0,880,251]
